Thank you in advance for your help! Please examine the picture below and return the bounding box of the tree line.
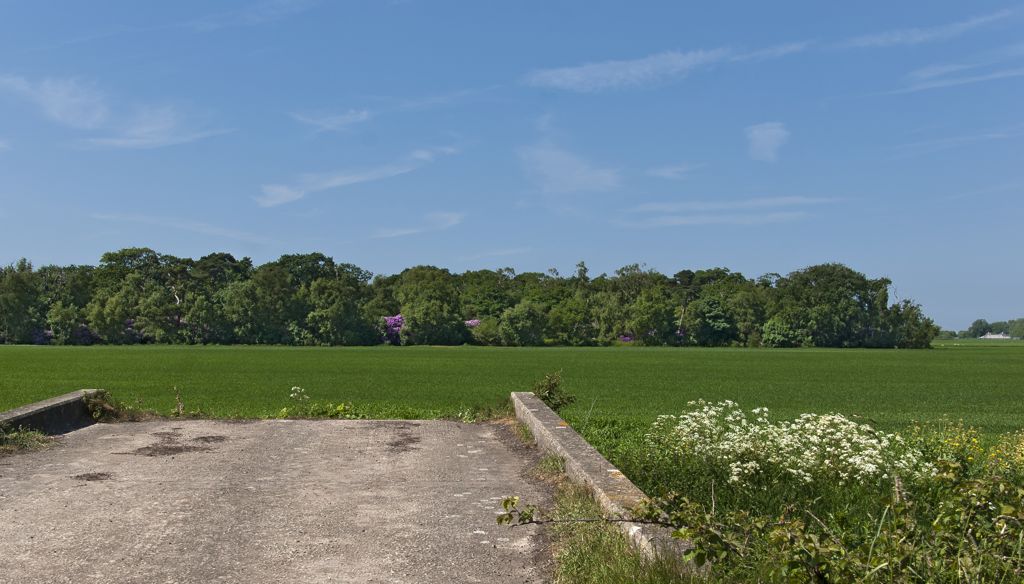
[0,248,939,348]
[938,319,1024,339]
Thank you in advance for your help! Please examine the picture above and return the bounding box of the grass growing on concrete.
[524,454,690,584]
[0,426,52,455]
[513,421,534,445]
[83,390,162,422]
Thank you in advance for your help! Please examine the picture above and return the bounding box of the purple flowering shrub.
[381,314,404,345]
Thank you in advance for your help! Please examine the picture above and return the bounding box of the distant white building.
[979,332,1012,340]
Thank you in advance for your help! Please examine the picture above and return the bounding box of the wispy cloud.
[624,196,836,228]
[189,0,319,32]
[20,1,318,54]
[0,75,108,129]
[945,181,1024,201]
[885,67,1024,95]
[631,196,838,214]
[257,147,457,207]
[746,122,790,162]
[19,26,153,55]
[459,247,533,262]
[732,41,813,62]
[647,162,706,180]
[0,139,10,152]
[523,40,810,92]
[884,42,1024,95]
[290,109,371,132]
[906,43,1024,82]
[258,164,417,207]
[524,48,731,92]
[411,146,458,161]
[391,86,500,111]
[838,10,1011,48]
[1,75,226,148]
[890,124,1024,157]
[85,106,230,149]
[908,62,979,81]
[374,211,464,238]
[287,86,496,133]
[91,213,270,244]
[628,211,809,227]
[519,144,620,192]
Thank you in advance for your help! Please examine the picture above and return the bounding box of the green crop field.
[2,344,1022,434]
[932,338,1024,348]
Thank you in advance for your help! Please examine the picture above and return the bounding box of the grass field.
[1,344,1022,434]
[932,338,1024,347]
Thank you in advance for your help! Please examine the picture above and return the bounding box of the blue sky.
[0,1,1021,329]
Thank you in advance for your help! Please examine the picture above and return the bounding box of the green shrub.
[532,371,576,412]
[761,313,809,348]
[499,301,547,346]
[469,316,502,346]
[399,300,466,345]
[635,401,1024,582]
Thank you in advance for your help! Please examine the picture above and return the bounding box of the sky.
[0,1,1021,330]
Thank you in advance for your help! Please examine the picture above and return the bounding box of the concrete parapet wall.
[511,391,686,560]
[0,390,100,434]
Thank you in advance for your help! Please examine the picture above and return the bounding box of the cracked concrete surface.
[0,420,551,583]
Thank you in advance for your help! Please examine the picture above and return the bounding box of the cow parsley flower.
[646,400,931,488]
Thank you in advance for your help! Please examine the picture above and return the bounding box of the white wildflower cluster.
[648,400,932,487]
[289,386,309,402]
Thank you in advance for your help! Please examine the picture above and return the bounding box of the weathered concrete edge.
[0,390,102,435]
[511,392,687,560]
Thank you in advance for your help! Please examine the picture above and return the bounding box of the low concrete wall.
[511,392,686,560]
[0,390,100,435]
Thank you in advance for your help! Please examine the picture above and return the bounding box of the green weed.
[0,425,52,455]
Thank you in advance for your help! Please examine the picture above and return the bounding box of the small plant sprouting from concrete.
[278,386,364,419]
[500,455,688,583]
[531,371,576,413]
[447,398,515,424]
[84,391,159,422]
[497,495,666,530]
[535,453,565,476]
[513,422,534,445]
[525,453,565,483]
[503,455,648,529]
[174,387,185,417]
[451,408,478,424]
[497,496,538,526]
[0,425,53,455]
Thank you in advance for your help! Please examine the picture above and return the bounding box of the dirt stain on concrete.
[128,430,213,457]
[72,472,112,481]
[387,434,421,453]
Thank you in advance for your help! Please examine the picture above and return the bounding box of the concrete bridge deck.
[0,419,550,584]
